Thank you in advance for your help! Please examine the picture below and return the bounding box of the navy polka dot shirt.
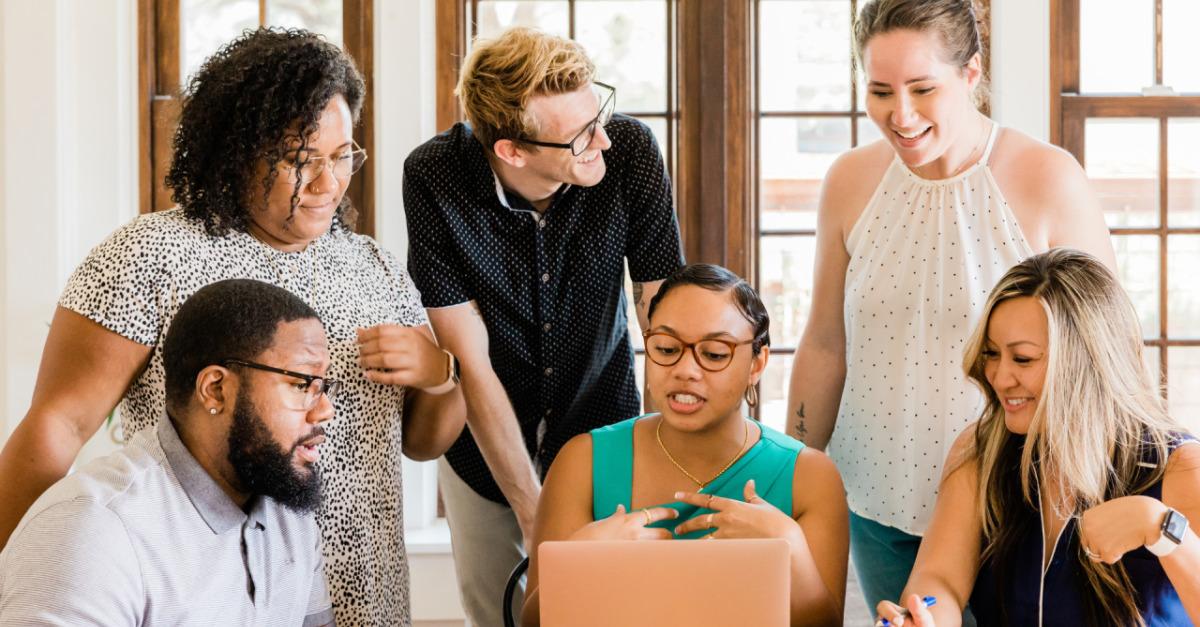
[404,114,684,503]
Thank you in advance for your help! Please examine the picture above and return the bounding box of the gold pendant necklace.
[656,418,750,489]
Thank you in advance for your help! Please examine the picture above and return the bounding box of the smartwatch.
[1146,507,1189,557]
[424,350,460,395]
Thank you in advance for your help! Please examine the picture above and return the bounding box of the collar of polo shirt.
[158,416,270,534]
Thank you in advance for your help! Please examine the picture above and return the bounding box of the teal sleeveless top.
[590,415,805,539]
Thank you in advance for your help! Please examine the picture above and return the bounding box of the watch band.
[1146,507,1188,557]
[422,350,459,395]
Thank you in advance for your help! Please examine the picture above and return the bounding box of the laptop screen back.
[538,538,790,627]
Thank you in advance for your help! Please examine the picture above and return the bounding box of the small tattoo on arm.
[794,403,808,441]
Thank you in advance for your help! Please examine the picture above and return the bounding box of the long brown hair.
[961,249,1182,626]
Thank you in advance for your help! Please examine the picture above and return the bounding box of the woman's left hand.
[1078,495,1169,564]
[671,480,804,546]
[357,324,449,389]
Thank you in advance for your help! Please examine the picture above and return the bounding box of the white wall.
[0,0,8,440]
[990,0,1050,141]
[0,0,137,451]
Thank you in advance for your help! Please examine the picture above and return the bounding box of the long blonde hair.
[961,249,1182,626]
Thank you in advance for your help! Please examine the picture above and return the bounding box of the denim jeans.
[849,510,922,619]
[850,511,976,626]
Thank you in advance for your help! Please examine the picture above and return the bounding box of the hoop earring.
[744,384,759,408]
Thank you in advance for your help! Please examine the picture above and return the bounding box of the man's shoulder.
[24,430,167,521]
[603,114,657,159]
[405,122,479,172]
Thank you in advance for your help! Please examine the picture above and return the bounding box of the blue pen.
[876,596,937,627]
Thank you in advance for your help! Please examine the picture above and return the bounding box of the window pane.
[758,353,793,434]
[1080,0,1154,93]
[634,116,668,161]
[1113,235,1160,339]
[575,1,667,113]
[760,235,817,349]
[1168,348,1200,435]
[760,117,850,231]
[1143,344,1162,392]
[180,0,258,88]
[266,0,342,46]
[1085,119,1159,228]
[856,114,884,147]
[475,1,569,40]
[760,0,852,112]
[1168,119,1200,227]
[1168,235,1200,338]
[1163,0,1200,93]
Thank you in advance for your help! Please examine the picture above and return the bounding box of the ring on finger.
[705,513,715,528]
[642,509,653,526]
[705,494,715,509]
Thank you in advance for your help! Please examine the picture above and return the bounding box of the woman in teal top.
[523,264,849,627]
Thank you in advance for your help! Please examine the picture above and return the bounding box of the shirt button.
[541,273,550,283]
[545,408,552,417]
[543,322,552,332]
[544,367,554,377]
[538,219,546,229]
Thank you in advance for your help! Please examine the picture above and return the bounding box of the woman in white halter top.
[783,0,1117,620]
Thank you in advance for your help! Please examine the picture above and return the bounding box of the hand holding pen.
[875,595,937,627]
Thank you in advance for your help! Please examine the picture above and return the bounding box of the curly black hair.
[166,28,365,236]
[163,278,320,413]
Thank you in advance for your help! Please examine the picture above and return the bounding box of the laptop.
[538,538,790,627]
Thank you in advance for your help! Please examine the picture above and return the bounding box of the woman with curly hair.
[876,249,1200,626]
[0,28,464,625]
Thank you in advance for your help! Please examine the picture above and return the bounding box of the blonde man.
[403,27,682,626]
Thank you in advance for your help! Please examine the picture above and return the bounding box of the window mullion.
[1155,0,1163,86]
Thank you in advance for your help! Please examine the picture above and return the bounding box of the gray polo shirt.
[0,417,334,626]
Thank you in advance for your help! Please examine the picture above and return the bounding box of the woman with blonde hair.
[784,0,1117,614]
[876,249,1200,626]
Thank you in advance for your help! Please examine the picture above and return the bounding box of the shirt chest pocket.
[252,556,315,623]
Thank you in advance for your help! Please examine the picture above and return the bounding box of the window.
[1052,0,1200,432]
[137,0,375,235]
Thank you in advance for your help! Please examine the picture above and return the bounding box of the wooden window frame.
[137,0,375,237]
[1050,0,1200,396]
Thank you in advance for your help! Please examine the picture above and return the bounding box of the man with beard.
[0,279,335,626]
